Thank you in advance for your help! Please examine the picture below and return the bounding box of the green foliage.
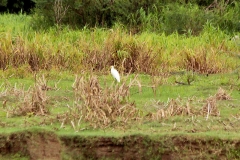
[161,3,206,35]
[0,0,7,6]
[32,0,161,29]
[31,0,240,34]
[216,1,240,33]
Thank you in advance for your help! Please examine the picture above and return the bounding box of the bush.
[32,1,239,34]
[32,0,161,28]
[161,3,208,35]
[216,1,240,33]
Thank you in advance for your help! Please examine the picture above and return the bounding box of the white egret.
[111,66,120,83]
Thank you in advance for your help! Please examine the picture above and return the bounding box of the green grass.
[0,14,239,140]
[0,155,29,160]
[0,70,239,139]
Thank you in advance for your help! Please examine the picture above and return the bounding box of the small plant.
[175,71,195,85]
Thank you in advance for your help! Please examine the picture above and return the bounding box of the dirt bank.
[0,130,239,159]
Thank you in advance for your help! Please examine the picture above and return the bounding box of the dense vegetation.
[0,13,239,76]
[0,0,240,34]
[33,0,240,34]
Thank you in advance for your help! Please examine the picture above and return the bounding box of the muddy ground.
[0,130,239,160]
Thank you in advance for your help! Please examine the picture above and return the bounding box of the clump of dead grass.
[202,96,220,119]
[65,74,141,129]
[147,98,192,121]
[215,87,231,100]
[148,87,231,121]
[13,83,48,116]
[2,75,52,117]
[202,87,231,119]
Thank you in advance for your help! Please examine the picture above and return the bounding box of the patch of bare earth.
[60,135,240,160]
[0,130,61,160]
[0,130,240,159]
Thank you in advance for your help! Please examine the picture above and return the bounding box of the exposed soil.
[0,130,240,160]
[0,130,61,160]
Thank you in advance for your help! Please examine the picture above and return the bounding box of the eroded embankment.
[0,130,61,160]
[0,130,240,160]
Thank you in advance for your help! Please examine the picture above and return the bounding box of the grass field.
[0,71,239,136]
[0,13,240,159]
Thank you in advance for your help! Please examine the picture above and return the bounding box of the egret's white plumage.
[111,66,120,82]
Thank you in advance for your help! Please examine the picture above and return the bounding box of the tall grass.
[0,14,239,76]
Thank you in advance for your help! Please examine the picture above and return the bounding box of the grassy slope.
[0,14,239,140]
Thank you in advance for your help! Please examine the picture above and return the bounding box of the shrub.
[31,0,240,34]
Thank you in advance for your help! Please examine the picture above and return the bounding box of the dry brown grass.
[2,75,50,117]
[202,87,231,119]
[64,74,141,129]
[215,87,231,100]
[81,31,161,75]
[0,36,42,72]
[1,26,238,76]
[148,87,231,121]
[202,96,220,119]
[14,83,48,116]
[183,47,226,74]
[147,98,193,121]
